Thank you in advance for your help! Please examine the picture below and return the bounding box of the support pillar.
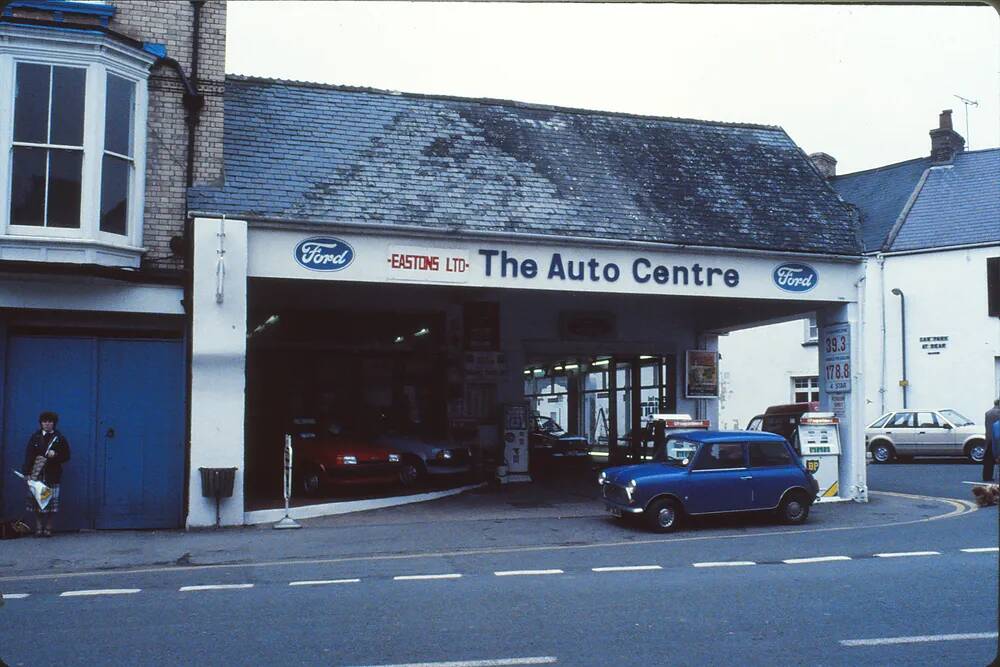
[187,217,248,527]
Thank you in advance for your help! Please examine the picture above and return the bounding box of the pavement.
[0,466,981,581]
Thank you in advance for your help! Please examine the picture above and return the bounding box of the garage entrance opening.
[245,309,466,506]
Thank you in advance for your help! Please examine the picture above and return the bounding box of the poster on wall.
[463,302,500,351]
[685,350,719,399]
[821,323,851,393]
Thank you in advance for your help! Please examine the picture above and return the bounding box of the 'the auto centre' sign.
[248,230,860,303]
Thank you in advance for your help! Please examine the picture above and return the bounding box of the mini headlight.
[388,454,400,463]
[341,455,358,465]
[598,471,607,485]
[625,479,637,502]
[436,449,453,461]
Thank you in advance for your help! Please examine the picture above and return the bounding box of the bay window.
[1,26,153,267]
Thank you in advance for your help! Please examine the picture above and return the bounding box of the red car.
[291,418,403,496]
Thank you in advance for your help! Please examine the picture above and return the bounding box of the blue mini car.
[599,430,819,532]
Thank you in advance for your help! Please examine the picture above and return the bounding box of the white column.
[818,296,868,503]
[188,217,248,527]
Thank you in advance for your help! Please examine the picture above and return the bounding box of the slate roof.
[189,76,861,256]
[830,157,930,253]
[889,150,1000,252]
[831,149,1000,254]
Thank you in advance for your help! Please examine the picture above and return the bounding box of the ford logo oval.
[294,237,355,272]
[773,263,818,293]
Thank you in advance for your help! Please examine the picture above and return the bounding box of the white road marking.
[2,593,29,599]
[179,584,254,592]
[288,578,361,586]
[874,551,940,558]
[962,547,999,553]
[59,588,141,597]
[693,561,757,568]
[592,565,662,573]
[783,556,851,564]
[840,632,997,647]
[345,658,558,667]
[494,569,563,577]
[394,574,463,581]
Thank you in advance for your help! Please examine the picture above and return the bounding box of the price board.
[822,323,850,393]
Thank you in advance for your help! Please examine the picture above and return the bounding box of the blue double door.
[2,335,185,530]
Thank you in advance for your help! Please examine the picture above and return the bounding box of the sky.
[225,2,1000,175]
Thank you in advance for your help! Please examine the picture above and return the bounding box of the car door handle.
[740,476,753,480]
[918,431,926,435]
[105,427,115,439]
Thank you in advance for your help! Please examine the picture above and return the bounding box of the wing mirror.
[941,423,952,430]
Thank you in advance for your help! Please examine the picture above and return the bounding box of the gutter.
[871,240,1000,258]
[188,212,865,264]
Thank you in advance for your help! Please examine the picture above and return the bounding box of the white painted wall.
[188,217,248,528]
[718,319,818,429]
[722,245,1000,434]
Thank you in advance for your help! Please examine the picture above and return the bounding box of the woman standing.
[22,411,71,537]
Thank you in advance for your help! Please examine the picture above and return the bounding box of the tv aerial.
[953,94,979,149]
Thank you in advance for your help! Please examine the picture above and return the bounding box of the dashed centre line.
[494,569,564,577]
[874,551,940,558]
[179,584,254,592]
[289,578,360,586]
[346,657,559,667]
[961,547,999,553]
[783,556,851,564]
[693,561,757,568]
[59,588,141,597]
[394,574,463,581]
[2,593,30,600]
[840,632,998,647]
[591,565,662,573]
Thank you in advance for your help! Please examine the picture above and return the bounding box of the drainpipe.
[878,255,887,415]
[148,1,206,526]
[890,288,907,408]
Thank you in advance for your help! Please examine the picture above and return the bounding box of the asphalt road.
[1,462,997,667]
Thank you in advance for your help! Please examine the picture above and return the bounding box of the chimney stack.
[929,109,965,163]
[809,152,837,179]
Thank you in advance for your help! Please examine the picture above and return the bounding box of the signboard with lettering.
[822,323,851,393]
[919,335,949,355]
[247,229,860,303]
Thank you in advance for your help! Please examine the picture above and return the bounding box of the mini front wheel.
[645,498,680,533]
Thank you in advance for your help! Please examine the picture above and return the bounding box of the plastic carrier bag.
[12,470,53,511]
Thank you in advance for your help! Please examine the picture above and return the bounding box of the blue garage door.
[2,335,185,530]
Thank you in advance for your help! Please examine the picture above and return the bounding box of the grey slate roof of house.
[189,76,861,256]
[831,148,1000,254]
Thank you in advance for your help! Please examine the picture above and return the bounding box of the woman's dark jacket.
[22,430,71,486]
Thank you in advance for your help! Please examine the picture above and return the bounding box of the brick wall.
[110,1,227,271]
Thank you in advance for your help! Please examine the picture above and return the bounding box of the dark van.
[746,402,818,453]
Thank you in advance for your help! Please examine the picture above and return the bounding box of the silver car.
[866,409,986,463]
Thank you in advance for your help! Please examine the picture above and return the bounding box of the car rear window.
[749,441,793,467]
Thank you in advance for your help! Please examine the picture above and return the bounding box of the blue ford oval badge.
[294,237,354,272]
[773,263,818,292]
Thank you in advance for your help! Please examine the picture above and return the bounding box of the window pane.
[104,74,134,156]
[100,154,129,234]
[640,364,657,386]
[50,66,86,146]
[693,442,745,470]
[750,442,792,467]
[47,149,82,228]
[585,370,606,391]
[10,146,46,226]
[14,63,50,144]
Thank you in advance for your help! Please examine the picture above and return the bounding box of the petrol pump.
[645,414,709,460]
[796,412,842,502]
[499,402,531,483]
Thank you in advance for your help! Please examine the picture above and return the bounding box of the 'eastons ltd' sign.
[295,237,354,271]
[478,249,741,288]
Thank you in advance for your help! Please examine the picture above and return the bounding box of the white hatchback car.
[865,409,986,463]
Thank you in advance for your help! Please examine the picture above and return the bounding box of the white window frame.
[803,315,819,344]
[0,26,153,267]
[791,375,820,403]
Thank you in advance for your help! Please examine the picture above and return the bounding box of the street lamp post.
[891,288,908,409]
